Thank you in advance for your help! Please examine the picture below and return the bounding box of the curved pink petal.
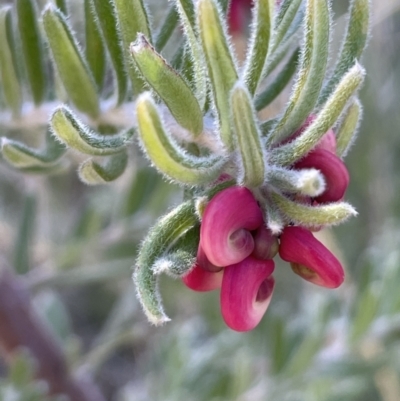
[221,256,275,332]
[252,225,279,260]
[182,264,223,292]
[197,245,223,272]
[279,226,344,288]
[200,187,263,266]
[294,149,349,203]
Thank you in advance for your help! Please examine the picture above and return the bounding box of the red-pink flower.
[221,256,275,331]
[252,224,279,260]
[279,226,344,288]
[294,148,350,203]
[228,0,253,33]
[200,186,263,267]
[182,264,223,292]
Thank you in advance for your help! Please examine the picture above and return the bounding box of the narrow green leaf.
[272,0,303,52]
[153,225,200,277]
[155,5,179,52]
[0,7,22,117]
[243,0,273,95]
[131,35,203,136]
[136,93,223,185]
[18,162,69,175]
[255,48,299,111]
[92,0,128,104]
[55,0,68,14]
[84,0,106,90]
[270,63,365,166]
[17,0,47,105]
[134,200,198,324]
[51,106,133,155]
[42,5,99,118]
[78,151,128,185]
[336,98,362,158]
[264,200,285,234]
[197,0,238,150]
[175,0,207,108]
[1,132,66,168]
[271,191,357,227]
[230,83,265,187]
[114,0,151,95]
[14,195,36,275]
[268,0,330,144]
[217,0,230,14]
[318,0,370,106]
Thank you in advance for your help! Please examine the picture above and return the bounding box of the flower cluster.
[182,122,348,331]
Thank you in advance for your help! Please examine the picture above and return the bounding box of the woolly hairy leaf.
[134,201,198,324]
[84,0,106,90]
[136,94,223,185]
[114,0,151,95]
[131,35,203,136]
[271,192,357,227]
[243,0,273,95]
[17,0,47,105]
[92,0,127,104]
[336,98,362,158]
[270,63,365,166]
[318,0,370,106]
[79,151,128,185]
[42,6,99,118]
[0,7,22,117]
[230,84,265,187]
[155,5,179,52]
[197,0,238,150]
[269,0,330,144]
[51,106,133,155]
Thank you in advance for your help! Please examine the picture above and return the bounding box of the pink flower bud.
[197,245,223,272]
[279,226,344,288]
[294,148,349,203]
[228,0,253,34]
[182,264,223,292]
[220,256,275,332]
[200,187,263,267]
[251,225,279,260]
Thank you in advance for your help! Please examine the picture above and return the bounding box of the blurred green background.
[1,0,400,400]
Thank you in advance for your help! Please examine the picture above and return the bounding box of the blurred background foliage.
[1,0,400,400]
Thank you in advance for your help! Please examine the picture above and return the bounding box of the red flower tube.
[200,187,263,267]
[279,226,344,288]
[182,264,223,292]
[221,256,275,332]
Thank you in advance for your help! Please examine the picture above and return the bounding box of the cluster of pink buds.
[182,120,348,332]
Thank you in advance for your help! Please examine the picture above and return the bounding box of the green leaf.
[17,0,47,105]
[14,194,36,274]
[336,98,362,158]
[51,106,133,155]
[55,0,68,14]
[84,0,106,90]
[268,0,330,144]
[271,191,357,227]
[78,151,128,185]
[243,0,273,95]
[134,201,198,325]
[175,0,207,108]
[270,63,365,166]
[155,5,179,52]
[197,0,238,151]
[230,83,265,187]
[318,0,370,106]
[1,131,66,168]
[114,0,151,95]
[131,34,203,136]
[152,225,200,277]
[42,5,99,118]
[272,0,303,52]
[255,48,299,111]
[136,93,223,185]
[0,7,22,117]
[92,0,127,105]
